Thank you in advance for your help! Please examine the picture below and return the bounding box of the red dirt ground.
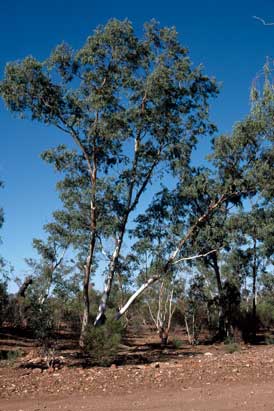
[1,329,274,410]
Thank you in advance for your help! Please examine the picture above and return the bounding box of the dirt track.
[1,381,274,411]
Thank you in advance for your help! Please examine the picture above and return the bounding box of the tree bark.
[79,132,97,348]
[79,254,93,348]
[211,252,226,340]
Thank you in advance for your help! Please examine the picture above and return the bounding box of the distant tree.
[25,236,70,306]
[0,19,218,345]
[143,274,184,345]
[223,204,274,338]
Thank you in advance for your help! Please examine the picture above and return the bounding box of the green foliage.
[25,296,55,344]
[185,275,209,343]
[0,19,273,347]
[257,301,274,330]
[0,349,23,364]
[172,338,183,349]
[0,19,218,333]
[265,336,274,345]
[83,315,123,366]
[224,341,240,354]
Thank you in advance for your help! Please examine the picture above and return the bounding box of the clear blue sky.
[0,0,273,289]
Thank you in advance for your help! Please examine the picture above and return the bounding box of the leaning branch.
[116,190,243,319]
[172,249,218,265]
[116,277,159,319]
[253,16,274,26]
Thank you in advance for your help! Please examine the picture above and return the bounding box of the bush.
[0,349,23,364]
[257,301,274,329]
[173,338,183,349]
[265,336,274,345]
[224,337,240,354]
[83,316,123,366]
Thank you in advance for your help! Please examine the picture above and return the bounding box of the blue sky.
[0,0,273,290]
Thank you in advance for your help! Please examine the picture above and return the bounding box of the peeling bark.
[210,252,226,339]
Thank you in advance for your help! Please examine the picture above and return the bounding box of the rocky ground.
[1,330,274,410]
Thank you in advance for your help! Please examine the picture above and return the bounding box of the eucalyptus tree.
[25,236,70,305]
[0,19,218,344]
[222,204,274,338]
[145,277,177,345]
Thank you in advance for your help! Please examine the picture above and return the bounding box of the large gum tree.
[0,19,218,346]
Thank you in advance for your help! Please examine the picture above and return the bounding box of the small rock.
[110,364,117,369]
[154,362,160,368]
[32,368,42,374]
[134,365,146,370]
[204,352,213,356]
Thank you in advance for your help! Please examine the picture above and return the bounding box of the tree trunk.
[211,252,226,340]
[78,134,97,347]
[159,328,168,346]
[252,238,257,340]
[184,315,192,345]
[79,215,96,347]
[94,238,122,326]
[79,266,91,348]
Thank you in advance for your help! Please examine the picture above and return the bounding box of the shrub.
[173,338,183,349]
[0,349,23,364]
[83,316,123,366]
[224,339,240,354]
[265,336,274,345]
[257,301,274,329]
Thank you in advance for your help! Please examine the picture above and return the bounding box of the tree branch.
[115,190,247,319]
[253,16,274,26]
[172,249,218,265]
[116,276,159,319]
